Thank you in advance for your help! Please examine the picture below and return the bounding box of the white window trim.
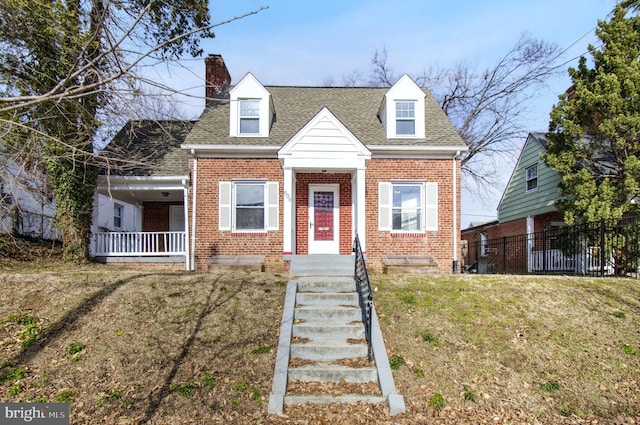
[113,203,123,229]
[378,181,438,232]
[394,100,416,137]
[238,98,260,135]
[526,164,538,193]
[219,180,278,232]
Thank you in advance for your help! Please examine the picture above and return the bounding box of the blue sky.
[158,0,617,227]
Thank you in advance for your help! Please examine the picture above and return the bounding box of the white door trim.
[308,184,339,254]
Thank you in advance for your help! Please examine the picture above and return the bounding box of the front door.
[308,184,339,254]
[169,205,185,231]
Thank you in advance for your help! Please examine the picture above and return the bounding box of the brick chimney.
[205,54,231,103]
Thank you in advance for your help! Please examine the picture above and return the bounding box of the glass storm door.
[308,185,339,254]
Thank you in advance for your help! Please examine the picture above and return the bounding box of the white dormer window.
[229,73,272,137]
[395,101,415,135]
[239,99,260,134]
[379,74,426,139]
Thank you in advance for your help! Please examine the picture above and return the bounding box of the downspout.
[183,180,190,272]
[190,152,198,271]
[452,151,460,273]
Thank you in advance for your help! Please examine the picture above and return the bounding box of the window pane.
[391,184,422,230]
[393,210,421,230]
[240,99,259,117]
[526,165,537,191]
[396,102,415,118]
[235,184,265,230]
[240,118,259,134]
[236,208,264,230]
[236,185,264,207]
[396,119,415,135]
[393,185,420,208]
[114,205,122,228]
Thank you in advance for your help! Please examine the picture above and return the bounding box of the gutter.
[191,150,198,272]
[452,150,460,273]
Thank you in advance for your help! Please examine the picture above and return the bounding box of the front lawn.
[0,261,637,424]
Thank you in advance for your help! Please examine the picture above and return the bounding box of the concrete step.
[288,364,378,383]
[294,305,361,322]
[293,323,365,339]
[296,292,359,306]
[284,394,385,405]
[296,279,355,293]
[290,341,368,360]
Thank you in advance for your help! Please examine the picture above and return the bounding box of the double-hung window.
[235,183,265,230]
[239,99,260,134]
[113,204,123,228]
[392,183,422,231]
[395,101,415,136]
[378,181,438,232]
[526,164,538,192]
[219,181,279,231]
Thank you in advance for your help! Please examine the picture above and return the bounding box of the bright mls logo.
[0,403,68,424]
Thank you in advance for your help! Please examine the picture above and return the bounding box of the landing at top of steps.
[289,255,354,276]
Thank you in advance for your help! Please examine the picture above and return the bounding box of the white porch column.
[356,167,366,253]
[283,167,293,255]
[183,182,190,271]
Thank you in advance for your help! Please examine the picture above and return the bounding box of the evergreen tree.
[544,3,640,225]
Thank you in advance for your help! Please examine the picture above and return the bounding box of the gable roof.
[497,131,562,222]
[183,86,465,149]
[102,120,195,177]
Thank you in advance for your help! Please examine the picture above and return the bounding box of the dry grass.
[0,252,638,424]
[374,273,640,424]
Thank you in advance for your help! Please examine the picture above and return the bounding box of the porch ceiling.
[96,188,184,204]
[96,175,188,205]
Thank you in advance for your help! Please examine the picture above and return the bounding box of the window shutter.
[266,182,279,230]
[378,182,391,230]
[219,182,232,231]
[425,182,438,231]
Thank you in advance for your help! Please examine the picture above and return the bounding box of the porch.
[92,231,186,257]
[93,174,191,270]
[528,247,612,274]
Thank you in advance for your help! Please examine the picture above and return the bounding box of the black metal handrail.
[353,234,373,361]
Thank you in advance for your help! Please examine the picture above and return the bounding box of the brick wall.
[364,158,461,274]
[295,173,353,255]
[460,211,564,272]
[461,211,564,256]
[192,157,462,274]
[142,201,182,231]
[193,158,284,272]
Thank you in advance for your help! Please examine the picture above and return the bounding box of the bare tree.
[368,36,562,193]
[0,2,266,261]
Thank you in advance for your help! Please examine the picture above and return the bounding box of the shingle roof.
[102,120,195,176]
[184,86,466,148]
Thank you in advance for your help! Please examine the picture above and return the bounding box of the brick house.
[94,55,467,273]
[461,132,565,272]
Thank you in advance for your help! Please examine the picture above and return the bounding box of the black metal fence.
[464,215,640,277]
[353,234,373,360]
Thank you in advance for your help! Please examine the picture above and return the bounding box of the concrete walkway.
[268,255,405,416]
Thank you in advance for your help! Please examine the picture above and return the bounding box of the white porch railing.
[93,231,186,257]
[529,247,610,273]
